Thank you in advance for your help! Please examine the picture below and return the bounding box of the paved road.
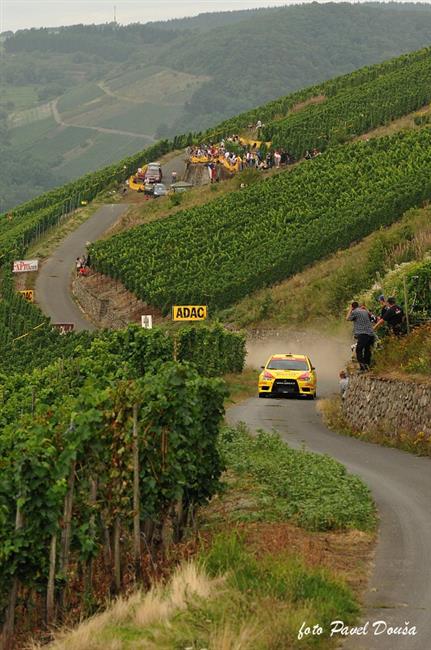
[227,393,431,649]
[162,152,188,183]
[35,204,128,331]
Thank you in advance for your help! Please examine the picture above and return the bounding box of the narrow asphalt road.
[227,393,431,649]
[35,204,128,331]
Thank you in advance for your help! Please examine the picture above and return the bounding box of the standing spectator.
[171,170,177,185]
[374,296,404,336]
[347,301,375,371]
[339,370,349,399]
[76,258,81,274]
[274,150,281,168]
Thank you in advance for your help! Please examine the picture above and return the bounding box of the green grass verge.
[219,426,376,531]
[223,368,259,406]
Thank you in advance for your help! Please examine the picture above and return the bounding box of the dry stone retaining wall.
[343,373,431,437]
[73,277,127,329]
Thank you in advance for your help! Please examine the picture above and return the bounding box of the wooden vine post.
[0,502,23,650]
[113,518,121,593]
[46,533,57,625]
[59,458,76,610]
[132,403,142,579]
[87,478,98,590]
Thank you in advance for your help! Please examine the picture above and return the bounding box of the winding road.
[35,154,186,330]
[34,166,430,649]
[35,204,128,330]
[228,382,431,649]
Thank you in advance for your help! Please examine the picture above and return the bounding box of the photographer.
[347,301,375,371]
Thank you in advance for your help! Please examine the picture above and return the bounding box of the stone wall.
[73,272,163,330]
[73,277,129,329]
[343,373,431,437]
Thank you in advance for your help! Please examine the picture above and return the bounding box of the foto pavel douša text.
[298,620,417,640]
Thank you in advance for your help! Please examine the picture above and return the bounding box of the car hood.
[263,369,308,378]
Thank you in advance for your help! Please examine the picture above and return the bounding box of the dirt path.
[229,333,431,650]
[51,98,156,141]
[97,80,144,105]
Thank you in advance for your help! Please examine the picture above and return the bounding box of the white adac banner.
[13,259,39,273]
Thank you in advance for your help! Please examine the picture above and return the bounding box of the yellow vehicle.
[239,136,272,149]
[258,354,317,399]
[128,165,148,191]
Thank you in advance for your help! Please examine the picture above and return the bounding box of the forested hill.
[160,2,431,131]
[3,2,431,211]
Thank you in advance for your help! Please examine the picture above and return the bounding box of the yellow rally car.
[258,354,317,399]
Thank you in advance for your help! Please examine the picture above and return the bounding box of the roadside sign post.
[172,305,208,322]
[18,290,34,303]
[13,259,39,273]
[53,323,75,335]
[141,315,153,329]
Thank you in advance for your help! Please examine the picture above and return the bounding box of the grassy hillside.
[4,2,431,209]
[227,205,431,329]
[90,127,431,312]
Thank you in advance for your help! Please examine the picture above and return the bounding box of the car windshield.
[148,165,160,171]
[267,358,309,371]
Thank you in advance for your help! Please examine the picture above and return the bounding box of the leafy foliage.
[0,362,226,618]
[0,275,245,376]
[361,255,431,321]
[373,324,431,376]
[0,308,244,630]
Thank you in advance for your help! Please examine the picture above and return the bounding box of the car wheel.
[258,393,267,398]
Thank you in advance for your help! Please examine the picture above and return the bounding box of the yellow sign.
[172,305,208,321]
[19,289,34,303]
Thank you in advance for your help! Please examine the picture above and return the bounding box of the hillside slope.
[4,2,431,209]
[90,129,431,312]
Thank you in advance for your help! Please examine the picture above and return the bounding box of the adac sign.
[172,305,208,321]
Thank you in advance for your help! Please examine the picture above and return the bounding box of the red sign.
[13,259,39,273]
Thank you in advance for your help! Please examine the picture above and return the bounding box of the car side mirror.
[311,366,315,370]
[260,365,265,369]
